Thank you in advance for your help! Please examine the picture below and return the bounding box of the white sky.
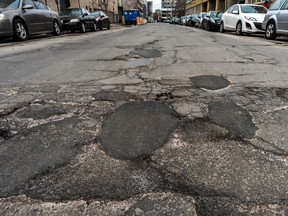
[151,0,161,11]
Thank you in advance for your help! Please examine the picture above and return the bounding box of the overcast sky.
[151,0,161,11]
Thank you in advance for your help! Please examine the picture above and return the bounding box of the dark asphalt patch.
[208,100,258,139]
[189,75,231,90]
[92,91,137,102]
[98,101,179,160]
[130,49,162,58]
[0,117,94,196]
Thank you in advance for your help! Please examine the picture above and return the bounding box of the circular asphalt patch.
[189,75,231,90]
[208,100,258,139]
[98,101,179,160]
[130,49,162,58]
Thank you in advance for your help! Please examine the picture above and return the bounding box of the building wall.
[185,0,256,14]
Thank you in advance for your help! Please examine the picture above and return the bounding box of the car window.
[240,5,267,13]
[82,8,90,15]
[233,5,239,13]
[91,11,101,17]
[60,9,82,16]
[33,1,48,10]
[281,0,288,9]
[23,0,35,8]
[210,11,217,17]
[227,5,235,13]
[0,0,20,9]
[270,0,286,10]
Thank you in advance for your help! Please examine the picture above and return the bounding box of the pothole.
[208,100,258,139]
[189,75,231,90]
[130,49,162,58]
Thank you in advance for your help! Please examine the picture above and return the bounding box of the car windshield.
[91,11,101,17]
[209,11,222,18]
[60,8,82,16]
[0,0,20,9]
[240,5,267,13]
[201,13,207,18]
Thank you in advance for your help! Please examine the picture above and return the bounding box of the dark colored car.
[0,0,61,41]
[202,11,223,31]
[90,11,110,30]
[60,8,96,33]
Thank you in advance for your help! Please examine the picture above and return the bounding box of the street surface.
[1,23,288,215]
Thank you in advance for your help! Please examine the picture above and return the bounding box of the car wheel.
[235,21,243,35]
[265,21,277,40]
[99,22,103,30]
[52,20,61,36]
[80,22,86,33]
[219,22,225,33]
[91,22,97,31]
[13,19,28,41]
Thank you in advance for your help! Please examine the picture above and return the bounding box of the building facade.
[161,0,177,20]
[186,0,265,15]
[44,0,148,23]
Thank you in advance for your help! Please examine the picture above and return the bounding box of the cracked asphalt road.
[1,23,288,215]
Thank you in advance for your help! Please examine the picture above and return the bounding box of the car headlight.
[0,14,4,21]
[70,19,80,23]
[244,16,257,21]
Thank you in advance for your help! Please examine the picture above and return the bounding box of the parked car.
[220,4,268,35]
[170,17,180,24]
[0,0,61,41]
[90,11,110,30]
[186,14,198,27]
[262,0,288,40]
[195,12,207,28]
[60,8,96,33]
[202,11,223,31]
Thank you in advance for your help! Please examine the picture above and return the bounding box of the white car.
[220,4,268,35]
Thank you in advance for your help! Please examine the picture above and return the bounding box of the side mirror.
[232,10,239,14]
[83,13,88,17]
[23,5,33,9]
[100,15,105,18]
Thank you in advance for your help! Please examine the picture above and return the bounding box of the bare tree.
[174,0,186,17]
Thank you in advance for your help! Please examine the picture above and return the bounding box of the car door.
[21,0,42,33]
[33,1,52,32]
[223,5,239,30]
[82,8,93,27]
[277,0,288,33]
[230,5,240,30]
[101,12,108,27]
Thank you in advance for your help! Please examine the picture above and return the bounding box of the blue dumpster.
[124,10,140,25]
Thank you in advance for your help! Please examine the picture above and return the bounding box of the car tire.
[99,22,103,30]
[91,22,97,31]
[80,22,86,33]
[13,19,28,41]
[219,22,225,33]
[107,22,110,29]
[265,20,277,40]
[235,21,243,35]
[52,20,61,36]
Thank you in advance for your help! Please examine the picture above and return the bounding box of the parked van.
[262,0,288,39]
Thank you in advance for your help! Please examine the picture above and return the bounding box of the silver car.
[262,0,288,39]
[0,0,61,41]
